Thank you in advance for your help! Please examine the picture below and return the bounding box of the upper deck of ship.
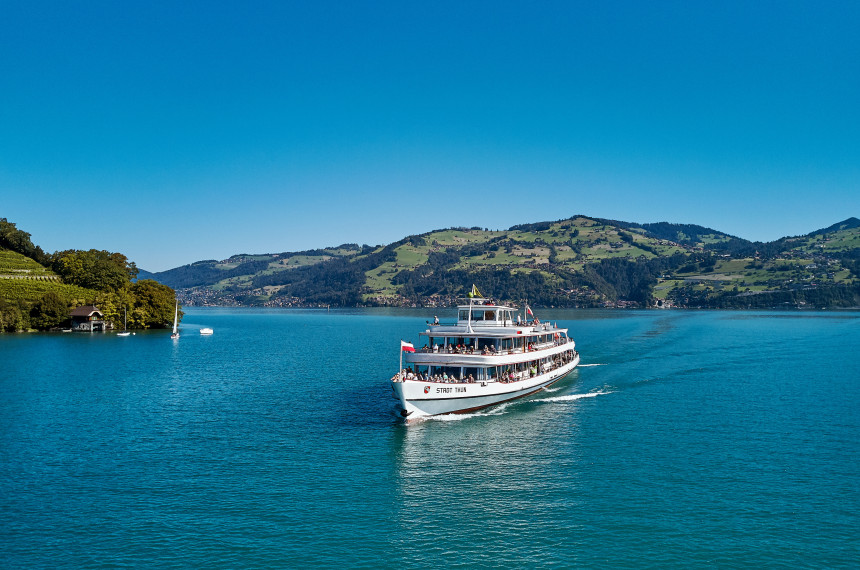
[419,297,567,339]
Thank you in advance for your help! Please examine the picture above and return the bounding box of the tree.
[29,291,69,330]
[93,288,136,330]
[131,279,179,328]
[0,298,27,332]
[0,218,49,265]
[52,249,139,291]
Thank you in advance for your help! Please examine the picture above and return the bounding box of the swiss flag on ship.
[400,341,416,353]
[526,305,534,317]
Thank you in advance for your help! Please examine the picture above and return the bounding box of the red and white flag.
[526,305,534,317]
[400,340,415,353]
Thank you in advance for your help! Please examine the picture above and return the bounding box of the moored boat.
[117,306,131,336]
[392,290,579,419]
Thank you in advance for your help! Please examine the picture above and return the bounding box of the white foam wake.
[531,390,612,403]
[577,363,606,367]
[430,402,513,422]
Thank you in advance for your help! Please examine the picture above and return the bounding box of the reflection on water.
[389,372,591,562]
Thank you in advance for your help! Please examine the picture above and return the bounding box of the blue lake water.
[1,308,858,567]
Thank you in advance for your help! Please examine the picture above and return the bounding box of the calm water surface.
[1,308,858,568]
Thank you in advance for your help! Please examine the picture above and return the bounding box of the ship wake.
[531,390,612,403]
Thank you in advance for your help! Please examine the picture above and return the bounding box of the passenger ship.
[392,292,580,418]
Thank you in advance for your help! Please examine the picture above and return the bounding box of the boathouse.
[70,305,107,332]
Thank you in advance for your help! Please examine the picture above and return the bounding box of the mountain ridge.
[146,215,860,310]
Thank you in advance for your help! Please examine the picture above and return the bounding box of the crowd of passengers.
[419,338,568,355]
[397,349,578,384]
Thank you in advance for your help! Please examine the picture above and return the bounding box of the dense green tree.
[0,218,49,265]
[0,298,28,332]
[93,288,137,329]
[131,279,179,328]
[29,291,69,330]
[52,249,138,291]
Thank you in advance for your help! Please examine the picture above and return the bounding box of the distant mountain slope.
[595,218,744,247]
[809,217,860,236]
[153,215,859,309]
[150,245,363,290]
[135,269,156,281]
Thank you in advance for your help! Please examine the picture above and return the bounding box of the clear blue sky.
[2,1,858,271]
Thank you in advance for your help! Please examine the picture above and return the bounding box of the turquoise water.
[1,308,858,568]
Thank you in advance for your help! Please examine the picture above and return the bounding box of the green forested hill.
[1,218,179,331]
[152,215,860,309]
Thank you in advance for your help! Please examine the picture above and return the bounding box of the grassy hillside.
[0,248,58,277]
[156,215,860,309]
[0,248,97,304]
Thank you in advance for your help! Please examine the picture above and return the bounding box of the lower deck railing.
[394,350,579,384]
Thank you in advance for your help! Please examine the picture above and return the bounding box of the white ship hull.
[393,353,580,418]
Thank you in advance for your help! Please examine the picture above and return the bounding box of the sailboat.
[170,301,180,339]
[117,306,131,336]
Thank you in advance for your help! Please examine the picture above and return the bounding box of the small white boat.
[391,288,580,419]
[199,328,213,335]
[117,307,131,336]
[170,301,180,339]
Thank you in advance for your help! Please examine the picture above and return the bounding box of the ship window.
[459,310,469,321]
[438,367,461,381]
[429,366,463,379]
[484,310,496,321]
